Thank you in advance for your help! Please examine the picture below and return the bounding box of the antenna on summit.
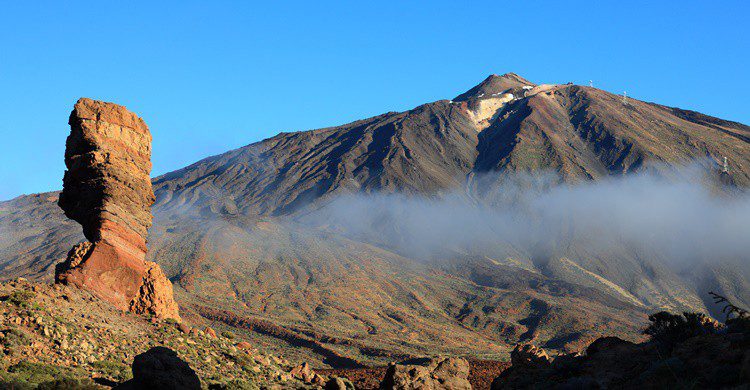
[622,91,628,105]
[589,80,593,87]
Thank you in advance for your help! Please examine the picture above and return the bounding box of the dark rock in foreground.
[115,347,200,390]
[492,312,750,389]
[380,356,472,390]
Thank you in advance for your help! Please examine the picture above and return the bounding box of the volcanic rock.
[491,314,750,389]
[55,98,179,320]
[379,357,471,390]
[510,343,550,368]
[325,376,355,390]
[115,346,201,390]
[290,362,313,381]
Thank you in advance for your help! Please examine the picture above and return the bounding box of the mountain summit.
[453,73,535,102]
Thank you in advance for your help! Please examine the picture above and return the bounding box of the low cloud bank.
[302,165,750,272]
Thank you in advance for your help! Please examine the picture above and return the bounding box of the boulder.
[290,361,316,383]
[55,98,179,321]
[325,376,355,390]
[510,343,550,367]
[115,346,200,389]
[492,314,750,389]
[379,357,471,390]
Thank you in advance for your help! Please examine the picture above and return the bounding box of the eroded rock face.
[379,357,472,390]
[55,98,180,320]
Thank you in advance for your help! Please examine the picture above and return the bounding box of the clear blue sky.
[1,1,748,200]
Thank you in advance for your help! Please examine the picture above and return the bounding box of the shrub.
[2,290,35,308]
[221,330,235,339]
[1,361,89,387]
[207,379,260,390]
[164,318,179,325]
[37,378,100,390]
[90,359,132,382]
[710,291,749,322]
[2,328,30,352]
[644,311,722,347]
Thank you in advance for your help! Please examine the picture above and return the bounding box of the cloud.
[299,164,750,272]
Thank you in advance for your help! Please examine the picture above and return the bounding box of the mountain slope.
[152,74,750,218]
[2,73,749,366]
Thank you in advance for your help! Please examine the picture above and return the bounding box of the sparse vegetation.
[90,359,132,382]
[0,361,92,388]
[207,378,260,390]
[709,291,749,321]
[644,311,721,346]
[2,290,35,308]
[2,328,30,354]
[0,281,312,389]
[164,317,179,326]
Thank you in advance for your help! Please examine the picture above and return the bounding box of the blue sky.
[1,1,748,200]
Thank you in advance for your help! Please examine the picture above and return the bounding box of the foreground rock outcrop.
[380,357,472,390]
[492,312,750,389]
[115,347,200,390]
[55,98,179,320]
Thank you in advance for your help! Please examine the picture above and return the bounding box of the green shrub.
[2,328,30,352]
[90,359,132,382]
[37,378,100,390]
[2,290,35,308]
[1,361,89,387]
[644,311,721,347]
[221,330,235,339]
[164,318,179,325]
[207,379,259,390]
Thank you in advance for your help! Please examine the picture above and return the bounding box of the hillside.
[2,73,749,367]
[0,278,324,388]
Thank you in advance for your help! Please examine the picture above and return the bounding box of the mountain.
[1,73,749,367]
[151,72,749,218]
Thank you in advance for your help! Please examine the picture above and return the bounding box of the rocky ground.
[3,276,749,389]
[0,277,513,389]
[320,360,509,390]
[0,278,342,389]
[492,311,750,389]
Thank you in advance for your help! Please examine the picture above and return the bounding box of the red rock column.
[56,98,180,321]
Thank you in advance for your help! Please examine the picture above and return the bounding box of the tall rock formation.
[55,98,180,320]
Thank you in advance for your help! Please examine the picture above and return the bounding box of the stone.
[115,346,200,390]
[324,377,355,390]
[55,98,180,321]
[290,362,316,383]
[492,314,750,389]
[510,343,550,367]
[379,357,471,390]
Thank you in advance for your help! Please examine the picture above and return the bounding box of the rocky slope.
[0,278,329,388]
[1,74,750,367]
